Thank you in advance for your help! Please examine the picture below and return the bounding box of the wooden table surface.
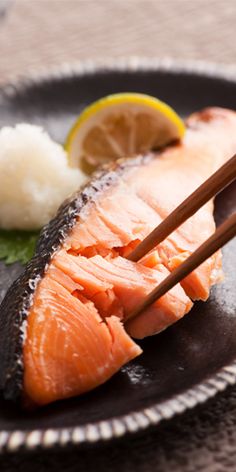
[1,1,236,471]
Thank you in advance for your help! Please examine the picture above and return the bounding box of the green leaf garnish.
[0,230,39,265]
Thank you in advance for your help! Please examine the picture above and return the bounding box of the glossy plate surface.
[0,59,235,453]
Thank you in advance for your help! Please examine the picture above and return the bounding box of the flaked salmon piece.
[24,275,141,406]
[92,289,124,320]
[66,187,160,252]
[66,210,122,252]
[95,191,160,243]
[48,265,84,293]
[1,107,236,408]
[53,251,192,333]
[128,166,219,299]
[141,250,162,268]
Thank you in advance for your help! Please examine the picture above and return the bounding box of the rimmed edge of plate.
[1,56,236,99]
[0,57,236,454]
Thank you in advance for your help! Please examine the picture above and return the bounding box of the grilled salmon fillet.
[1,107,236,407]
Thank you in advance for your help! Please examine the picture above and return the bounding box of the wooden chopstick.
[126,212,236,321]
[128,153,236,262]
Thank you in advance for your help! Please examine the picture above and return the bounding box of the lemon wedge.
[65,93,185,172]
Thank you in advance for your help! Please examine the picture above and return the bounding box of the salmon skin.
[0,157,144,405]
[0,107,236,407]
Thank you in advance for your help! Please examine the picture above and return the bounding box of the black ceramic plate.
[0,59,235,454]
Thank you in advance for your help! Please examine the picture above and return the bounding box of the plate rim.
[0,57,236,454]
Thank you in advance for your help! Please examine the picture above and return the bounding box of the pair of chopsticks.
[126,153,236,321]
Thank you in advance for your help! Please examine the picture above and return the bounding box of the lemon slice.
[65,93,185,172]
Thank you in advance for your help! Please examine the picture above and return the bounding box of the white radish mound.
[0,124,86,230]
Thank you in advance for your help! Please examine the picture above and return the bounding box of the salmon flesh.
[0,107,236,407]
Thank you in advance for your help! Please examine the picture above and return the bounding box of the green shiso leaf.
[0,230,39,265]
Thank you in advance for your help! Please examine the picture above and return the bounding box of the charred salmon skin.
[0,107,236,407]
